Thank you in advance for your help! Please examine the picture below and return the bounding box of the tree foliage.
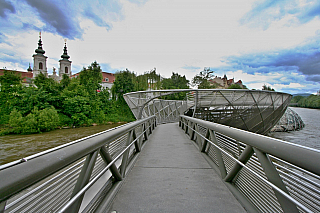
[262,84,275,91]
[0,62,191,135]
[291,95,320,109]
[161,72,189,100]
[192,68,216,89]
[228,84,243,89]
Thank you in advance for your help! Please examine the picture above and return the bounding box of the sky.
[0,0,320,94]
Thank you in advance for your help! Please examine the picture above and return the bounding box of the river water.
[0,124,121,165]
[268,107,320,150]
[0,107,319,166]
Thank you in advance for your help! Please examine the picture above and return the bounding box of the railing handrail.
[0,116,156,203]
[180,115,320,176]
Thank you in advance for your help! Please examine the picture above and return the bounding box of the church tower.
[32,32,48,78]
[59,39,72,78]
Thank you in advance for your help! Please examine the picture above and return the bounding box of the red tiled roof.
[0,69,33,83]
[102,72,115,83]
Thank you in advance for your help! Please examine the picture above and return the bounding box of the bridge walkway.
[109,122,246,213]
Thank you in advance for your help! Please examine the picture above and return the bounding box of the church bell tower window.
[39,62,43,70]
[65,67,68,73]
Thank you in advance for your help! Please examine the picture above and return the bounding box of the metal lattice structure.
[271,108,305,132]
[124,89,292,135]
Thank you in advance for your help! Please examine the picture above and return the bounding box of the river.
[268,107,320,150]
[0,107,319,166]
[0,124,121,165]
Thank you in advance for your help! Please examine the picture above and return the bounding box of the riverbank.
[0,119,131,136]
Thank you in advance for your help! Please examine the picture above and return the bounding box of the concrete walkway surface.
[110,123,246,213]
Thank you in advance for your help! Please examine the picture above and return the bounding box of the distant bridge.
[0,89,319,213]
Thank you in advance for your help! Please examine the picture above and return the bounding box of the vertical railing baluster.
[67,150,99,213]
[254,148,299,213]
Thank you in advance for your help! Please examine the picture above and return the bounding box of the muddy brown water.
[0,124,121,165]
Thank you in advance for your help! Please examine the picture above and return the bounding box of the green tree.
[161,72,189,100]
[60,74,71,89]
[145,68,161,90]
[79,61,103,94]
[0,70,23,124]
[0,70,22,92]
[192,68,216,89]
[228,84,243,89]
[112,69,136,102]
[262,84,275,91]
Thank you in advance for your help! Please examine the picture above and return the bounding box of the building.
[70,71,115,90]
[210,74,245,89]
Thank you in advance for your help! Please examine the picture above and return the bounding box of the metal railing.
[179,115,320,213]
[0,116,156,213]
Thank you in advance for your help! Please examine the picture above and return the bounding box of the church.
[0,33,115,89]
[0,33,72,85]
[30,33,72,81]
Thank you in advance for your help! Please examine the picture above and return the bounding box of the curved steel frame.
[124,89,292,134]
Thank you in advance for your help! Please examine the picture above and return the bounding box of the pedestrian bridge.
[0,90,319,213]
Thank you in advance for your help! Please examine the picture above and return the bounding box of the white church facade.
[30,34,72,81]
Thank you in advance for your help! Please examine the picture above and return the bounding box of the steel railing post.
[190,123,196,141]
[201,129,210,153]
[254,148,299,213]
[224,145,254,182]
[99,147,123,181]
[195,124,202,150]
[0,201,6,213]
[209,130,227,178]
[143,123,148,141]
[67,150,99,213]
[132,129,141,153]
[120,131,133,178]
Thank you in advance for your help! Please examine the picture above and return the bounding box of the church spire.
[35,32,45,55]
[61,39,70,60]
[27,63,32,72]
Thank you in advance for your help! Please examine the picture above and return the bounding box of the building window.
[65,67,68,73]
[39,62,43,70]
[105,78,109,82]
